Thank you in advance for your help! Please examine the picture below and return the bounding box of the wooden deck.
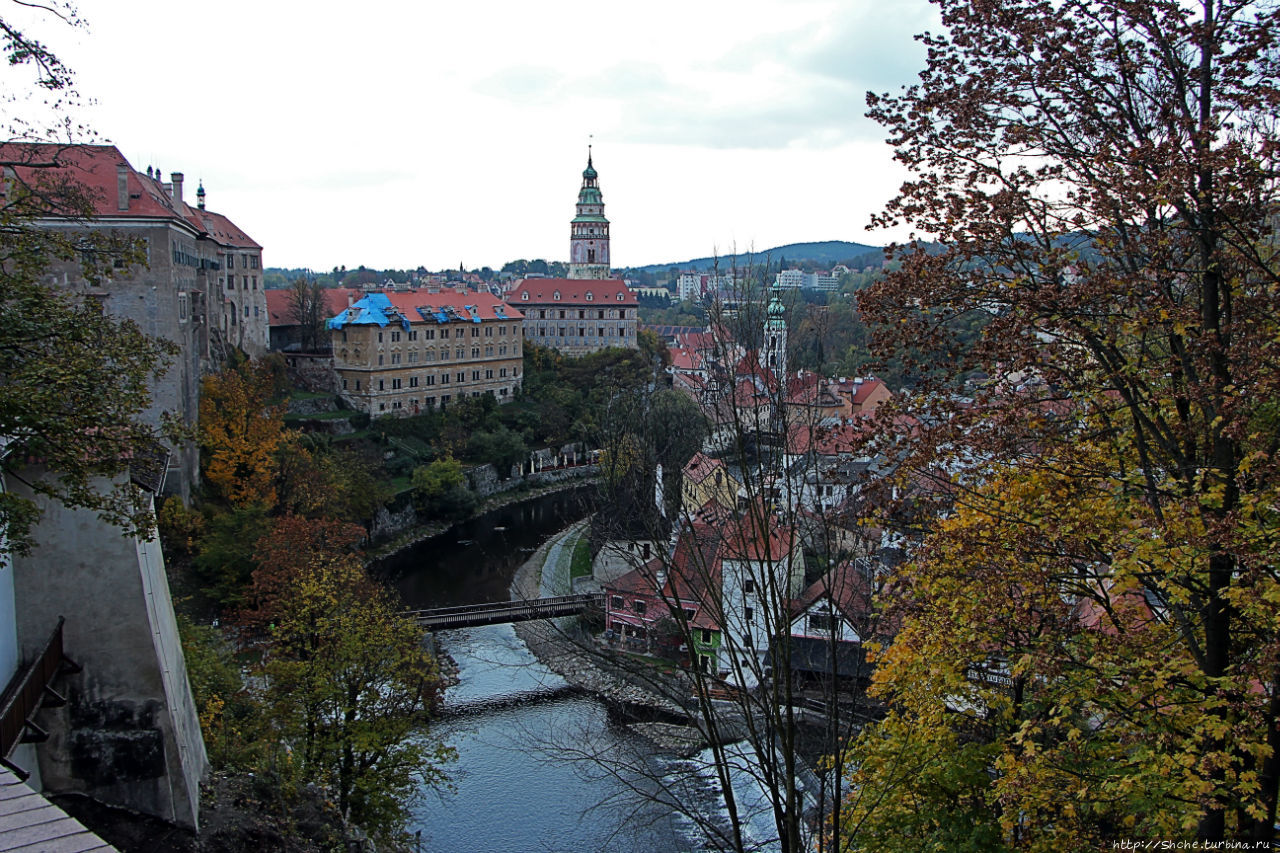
[0,766,116,852]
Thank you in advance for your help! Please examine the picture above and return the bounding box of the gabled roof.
[510,277,637,306]
[793,563,874,624]
[0,143,259,250]
[682,451,720,485]
[719,511,795,563]
[265,287,363,326]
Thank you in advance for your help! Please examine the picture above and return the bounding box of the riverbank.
[365,472,599,565]
[509,522,713,755]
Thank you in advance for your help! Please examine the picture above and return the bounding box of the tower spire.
[568,145,610,279]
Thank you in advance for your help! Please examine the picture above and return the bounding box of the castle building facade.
[328,288,524,416]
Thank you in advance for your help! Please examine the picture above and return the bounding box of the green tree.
[258,518,451,841]
[0,7,181,553]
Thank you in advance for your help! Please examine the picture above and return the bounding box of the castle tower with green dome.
[568,147,611,280]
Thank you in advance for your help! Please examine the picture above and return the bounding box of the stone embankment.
[510,522,715,756]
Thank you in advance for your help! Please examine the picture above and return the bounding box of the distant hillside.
[634,241,886,273]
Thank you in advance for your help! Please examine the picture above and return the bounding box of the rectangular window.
[441,373,449,384]
[471,327,479,337]
[611,596,624,610]
[391,353,401,365]
[425,375,435,386]
[485,369,493,379]
[744,606,754,621]
[485,326,493,337]
[391,331,401,342]
[808,613,834,633]
[499,326,506,336]
[457,372,465,383]
[743,634,753,648]
[342,378,348,389]
[743,579,755,594]
[410,376,419,388]
[378,379,385,390]
[471,370,480,381]
[633,600,647,615]
[409,352,417,363]
[701,629,712,644]
[392,378,402,390]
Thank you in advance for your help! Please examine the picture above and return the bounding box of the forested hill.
[634,240,885,273]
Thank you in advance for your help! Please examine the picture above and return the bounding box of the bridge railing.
[403,594,601,621]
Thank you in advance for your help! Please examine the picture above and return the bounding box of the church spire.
[568,147,611,280]
[764,281,788,385]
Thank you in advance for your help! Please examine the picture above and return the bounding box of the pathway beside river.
[509,520,712,754]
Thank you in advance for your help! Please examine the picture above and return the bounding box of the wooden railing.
[0,617,75,764]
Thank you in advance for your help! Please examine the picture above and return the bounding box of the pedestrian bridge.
[405,594,603,630]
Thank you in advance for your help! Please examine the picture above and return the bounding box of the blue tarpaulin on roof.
[327,293,393,329]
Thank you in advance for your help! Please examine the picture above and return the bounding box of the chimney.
[116,164,129,211]
[170,171,184,205]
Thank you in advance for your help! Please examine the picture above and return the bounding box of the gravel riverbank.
[508,522,712,755]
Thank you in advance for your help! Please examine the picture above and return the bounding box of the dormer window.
[616,293,624,301]
[553,291,561,301]
[521,292,528,301]
[586,292,594,301]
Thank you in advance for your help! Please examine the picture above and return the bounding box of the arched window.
[521,292,528,301]
[553,291,561,301]
[586,292,593,301]
[616,293,624,301]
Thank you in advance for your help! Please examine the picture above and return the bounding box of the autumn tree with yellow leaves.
[839,0,1280,846]
[198,358,289,507]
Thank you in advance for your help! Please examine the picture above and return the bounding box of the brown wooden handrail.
[0,617,74,760]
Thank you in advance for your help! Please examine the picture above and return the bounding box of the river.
[381,488,684,852]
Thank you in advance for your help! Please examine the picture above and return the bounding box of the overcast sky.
[25,0,939,271]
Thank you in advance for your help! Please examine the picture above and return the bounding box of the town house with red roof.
[327,287,524,416]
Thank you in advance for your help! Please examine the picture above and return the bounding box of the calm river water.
[381,487,686,852]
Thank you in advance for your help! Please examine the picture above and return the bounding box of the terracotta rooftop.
[265,287,362,326]
[0,143,259,251]
[510,278,637,306]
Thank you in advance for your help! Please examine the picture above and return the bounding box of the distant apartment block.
[328,288,524,416]
[775,269,838,292]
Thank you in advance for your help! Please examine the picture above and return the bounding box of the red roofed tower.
[568,147,611,280]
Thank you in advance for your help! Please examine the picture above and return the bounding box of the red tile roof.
[265,287,362,326]
[0,143,259,250]
[510,277,637,306]
[682,452,720,485]
[793,563,874,623]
